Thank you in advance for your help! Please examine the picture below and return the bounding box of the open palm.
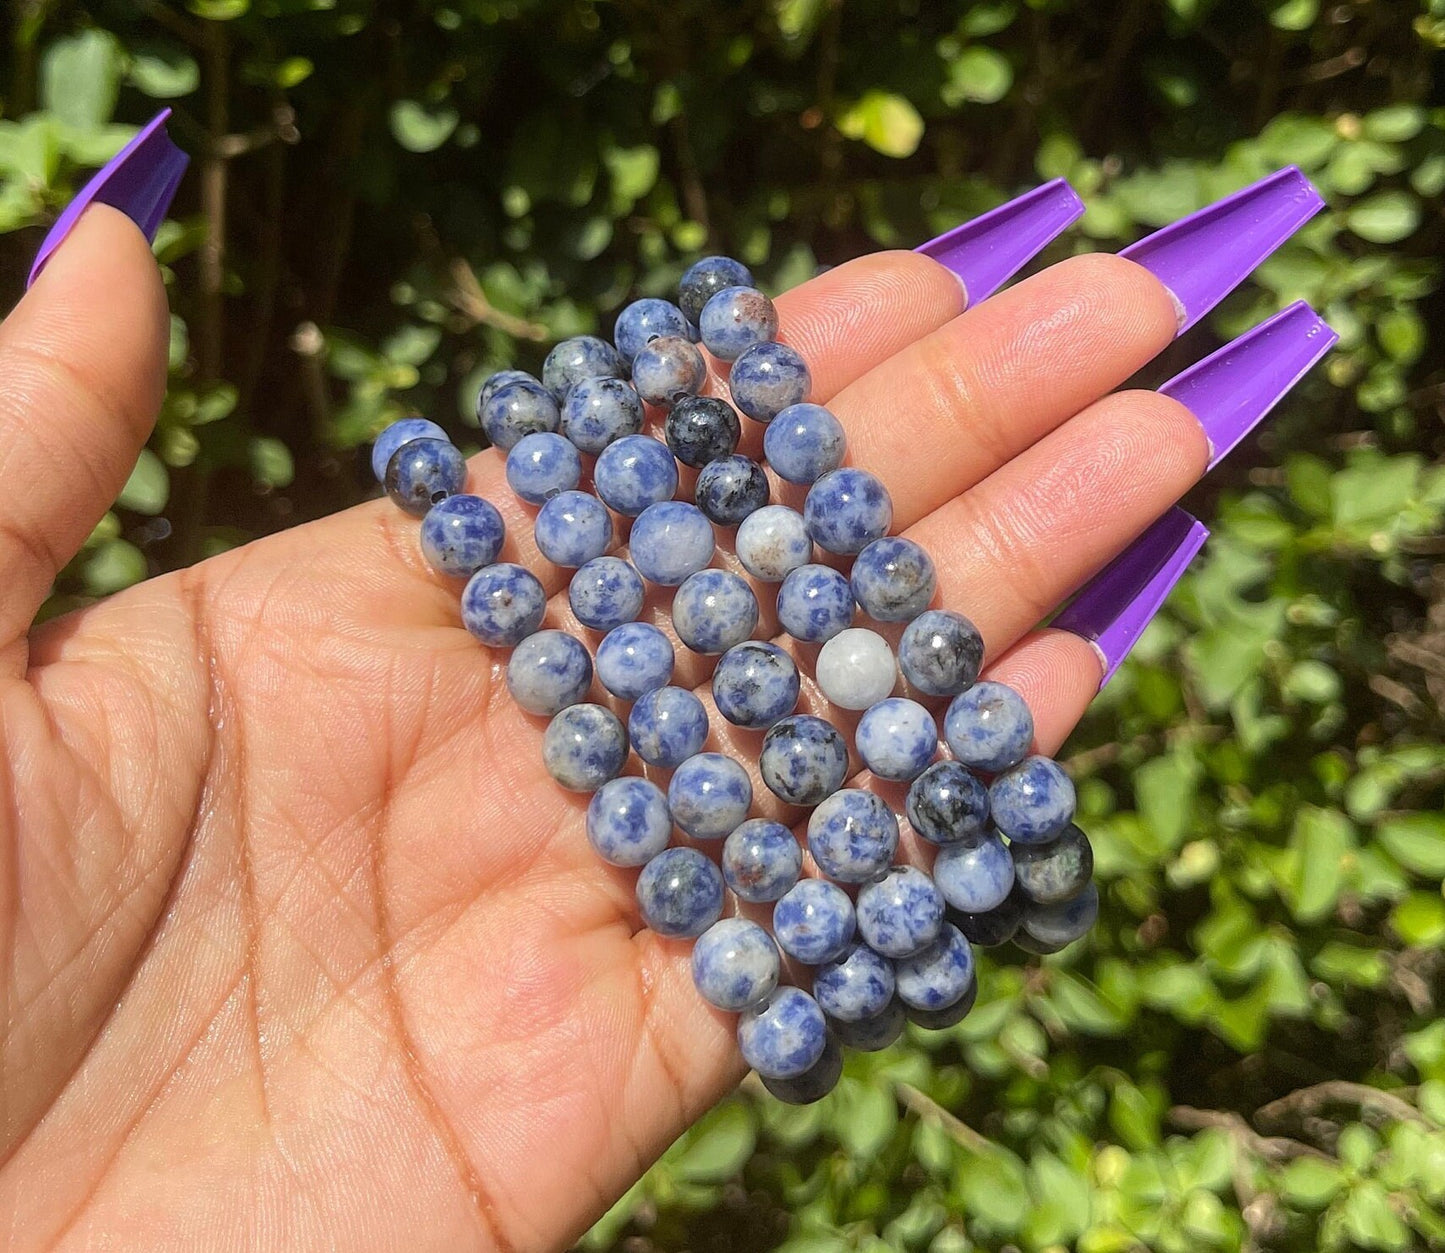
[0,207,1203,1251]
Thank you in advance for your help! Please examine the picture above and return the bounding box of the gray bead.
[850,537,937,623]
[672,569,759,655]
[542,703,628,792]
[1011,823,1094,905]
[759,714,849,807]
[691,918,780,1011]
[898,609,984,697]
[506,629,594,716]
[636,846,724,938]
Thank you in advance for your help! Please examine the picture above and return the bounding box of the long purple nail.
[1161,300,1338,469]
[1119,167,1324,335]
[28,108,188,288]
[1053,507,1209,687]
[915,178,1085,306]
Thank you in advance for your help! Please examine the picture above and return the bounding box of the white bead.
[816,628,897,710]
[735,505,813,582]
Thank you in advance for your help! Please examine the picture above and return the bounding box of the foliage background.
[2,0,1444,1249]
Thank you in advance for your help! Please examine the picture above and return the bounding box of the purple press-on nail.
[28,108,188,288]
[1119,166,1324,335]
[1161,300,1338,470]
[1053,507,1209,687]
[915,178,1086,306]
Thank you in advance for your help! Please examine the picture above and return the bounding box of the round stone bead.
[632,335,706,406]
[763,403,846,484]
[856,865,946,958]
[1012,929,1068,956]
[722,819,802,903]
[505,629,594,716]
[952,889,1026,948]
[480,379,560,451]
[664,395,740,467]
[560,376,645,454]
[806,788,899,884]
[542,703,628,793]
[667,752,752,841]
[729,341,810,423]
[712,641,800,729]
[831,998,906,1052]
[372,417,448,483]
[461,562,546,647]
[776,564,854,643]
[1011,823,1094,905]
[694,455,769,526]
[893,922,974,1012]
[678,255,754,324]
[906,760,990,845]
[614,297,690,365]
[593,435,678,517]
[815,628,896,710]
[737,986,827,1080]
[898,609,985,697]
[906,976,978,1030]
[851,537,937,623]
[989,755,1076,845]
[735,505,812,582]
[585,776,672,867]
[759,714,848,806]
[855,697,938,782]
[595,621,674,700]
[628,501,715,586]
[699,286,779,362]
[803,467,893,555]
[813,941,895,1022]
[772,879,856,965]
[691,918,781,1011]
[636,846,724,939]
[934,833,1015,914]
[759,1029,842,1105]
[1021,881,1099,949]
[943,681,1035,773]
[672,569,759,655]
[505,432,582,504]
[478,368,535,413]
[628,686,709,768]
[534,490,613,568]
[420,494,505,577]
[569,556,645,631]
[542,334,626,400]
[385,438,467,517]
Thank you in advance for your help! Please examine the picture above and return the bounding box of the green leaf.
[128,46,199,99]
[676,1101,755,1183]
[942,48,1013,106]
[1346,191,1422,244]
[957,1150,1029,1231]
[838,91,925,159]
[42,30,123,130]
[961,3,1017,36]
[389,100,459,154]
[1279,1156,1346,1208]
[187,0,249,17]
[1312,941,1387,989]
[1109,1081,1160,1151]
[1331,453,1423,527]
[1362,104,1425,143]
[1049,971,1131,1036]
[83,539,146,596]
[1284,807,1354,922]
[1270,0,1318,30]
[248,436,295,489]
[1134,751,1200,852]
[1376,309,1427,364]
[604,143,660,206]
[1378,814,1445,877]
[833,1082,897,1159]
[381,325,442,368]
[1391,892,1445,947]
[1341,1180,1411,1250]
[117,449,169,515]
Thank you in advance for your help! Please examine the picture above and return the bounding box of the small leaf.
[942,48,1013,106]
[1284,807,1354,922]
[128,46,199,99]
[1346,191,1422,244]
[1270,0,1318,30]
[390,100,459,153]
[957,1149,1029,1231]
[42,30,123,130]
[248,436,295,489]
[1391,892,1445,947]
[1279,1156,1346,1208]
[837,91,925,159]
[117,448,169,515]
[676,1101,755,1183]
[1363,104,1425,143]
[604,143,660,205]
[1341,1180,1411,1250]
[83,539,146,596]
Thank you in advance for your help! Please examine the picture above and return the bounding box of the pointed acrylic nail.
[1161,300,1338,470]
[915,178,1085,306]
[1053,507,1208,687]
[1119,166,1325,335]
[29,108,189,288]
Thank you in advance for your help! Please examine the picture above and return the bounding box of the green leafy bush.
[2,1,1442,1248]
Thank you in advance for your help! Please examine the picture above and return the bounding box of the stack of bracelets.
[372,257,1104,1104]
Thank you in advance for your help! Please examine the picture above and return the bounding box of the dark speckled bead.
[712,640,800,729]
[541,703,628,792]
[1020,881,1098,949]
[636,846,724,938]
[759,714,848,806]
[541,335,626,400]
[856,865,946,959]
[899,609,985,698]
[1011,823,1094,905]
[461,562,546,647]
[699,286,779,362]
[665,395,741,467]
[678,255,754,324]
[729,341,811,423]
[906,760,990,846]
[694,454,770,526]
[950,889,1026,948]
[831,998,906,1052]
[803,467,893,556]
[672,569,759,655]
[851,537,937,623]
[385,438,467,517]
[372,417,448,483]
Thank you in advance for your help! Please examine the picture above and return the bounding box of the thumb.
[0,203,171,648]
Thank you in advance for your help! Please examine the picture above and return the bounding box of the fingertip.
[983,628,1103,756]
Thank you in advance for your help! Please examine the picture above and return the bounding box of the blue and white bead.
[595,621,675,700]
[763,404,846,484]
[776,564,854,643]
[691,918,781,1011]
[737,986,827,1080]
[806,788,899,884]
[1011,823,1094,905]
[893,923,975,1012]
[505,432,582,504]
[698,286,779,362]
[854,697,937,783]
[856,865,946,959]
[664,395,740,467]
[542,335,626,400]
[772,879,856,965]
[694,455,770,526]
[815,628,896,710]
[480,378,561,451]
[614,298,690,365]
[461,562,547,647]
[627,686,710,768]
[712,641,800,729]
[628,501,716,586]
[667,752,752,840]
[933,832,1015,914]
[729,341,810,423]
[542,703,628,792]
[906,760,990,845]
[593,435,678,517]
[672,569,759,655]
[372,417,448,483]
[759,1031,842,1105]
[803,466,893,555]
[569,556,646,631]
[478,369,535,413]
[560,376,645,454]
[905,977,978,1030]
[831,999,906,1052]
[759,714,848,807]
[722,819,802,903]
[943,681,1035,773]
[1020,881,1099,949]
[420,494,505,577]
[735,505,812,582]
[385,438,467,517]
[534,489,613,568]
[850,537,937,623]
[585,776,672,867]
[506,629,594,716]
[636,846,724,938]
[678,255,754,324]
[989,755,1076,845]
[898,609,985,698]
[632,336,706,406]
[813,942,895,1022]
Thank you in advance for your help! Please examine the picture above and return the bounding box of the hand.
[0,205,1202,1250]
